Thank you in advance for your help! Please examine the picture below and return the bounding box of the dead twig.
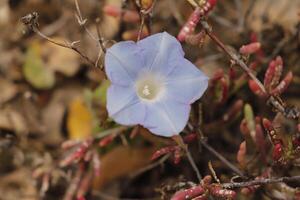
[74,0,107,68]
[174,135,203,182]
[200,139,245,178]
[200,20,266,94]
[222,175,300,189]
[200,19,299,120]
[21,12,96,67]
[129,154,170,178]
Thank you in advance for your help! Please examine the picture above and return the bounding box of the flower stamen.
[135,73,164,101]
[142,85,151,96]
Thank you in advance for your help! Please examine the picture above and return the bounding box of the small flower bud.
[264,56,283,91]
[171,185,205,200]
[239,42,261,55]
[270,71,293,95]
[272,143,284,161]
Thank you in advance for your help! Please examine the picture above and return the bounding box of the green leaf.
[244,104,255,132]
[23,42,55,89]
[94,80,110,106]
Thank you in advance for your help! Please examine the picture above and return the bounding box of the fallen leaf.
[93,145,156,189]
[43,39,80,77]
[0,78,18,104]
[23,42,55,90]
[0,107,27,134]
[67,98,93,140]
[41,83,84,144]
[0,168,38,200]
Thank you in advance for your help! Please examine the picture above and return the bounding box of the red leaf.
[177,8,202,42]
[255,123,267,162]
[239,42,261,55]
[209,185,236,200]
[237,141,247,168]
[151,146,179,160]
[177,0,217,42]
[272,143,284,161]
[262,118,283,145]
[264,56,283,91]
[248,80,266,97]
[183,133,198,143]
[98,134,117,147]
[171,185,205,200]
[270,71,293,95]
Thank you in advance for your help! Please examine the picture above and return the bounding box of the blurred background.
[0,0,299,199]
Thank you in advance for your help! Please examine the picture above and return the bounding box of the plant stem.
[174,135,202,182]
[222,175,300,189]
[200,140,245,178]
[200,20,267,94]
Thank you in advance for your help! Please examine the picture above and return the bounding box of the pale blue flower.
[105,32,208,137]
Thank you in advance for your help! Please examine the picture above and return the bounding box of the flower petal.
[137,32,184,75]
[142,100,191,137]
[105,41,144,86]
[165,58,209,104]
[107,85,145,125]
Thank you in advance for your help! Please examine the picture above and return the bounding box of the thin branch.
[95,18,107,69]
[94,126,129,140]
[20,12,95,65]
[129,154,170,178]
[74,0,97,41]
[175,135,202,182]
[136,0,157,41]
[200,140,245,178]
[185,145,203,182]
[32,26,95,66]
[222,175,300,189]
[74,0,107,69]
[200,20,267,94]
[137,14,145,41]
[95,19,107,54]
[191,123,245,178]
[198,19,300,120]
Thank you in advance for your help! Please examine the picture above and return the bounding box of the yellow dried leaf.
[67,98,93,140]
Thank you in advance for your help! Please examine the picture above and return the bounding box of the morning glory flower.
[105,32,208,137]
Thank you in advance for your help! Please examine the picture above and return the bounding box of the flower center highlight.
[135,74,164,101]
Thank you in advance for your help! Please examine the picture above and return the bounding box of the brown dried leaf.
[0,108,27,133]
[0,78,18,104]
[43,39,80,77]
[93,145,156,189]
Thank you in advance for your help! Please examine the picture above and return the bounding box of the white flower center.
[135,73,164,101]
